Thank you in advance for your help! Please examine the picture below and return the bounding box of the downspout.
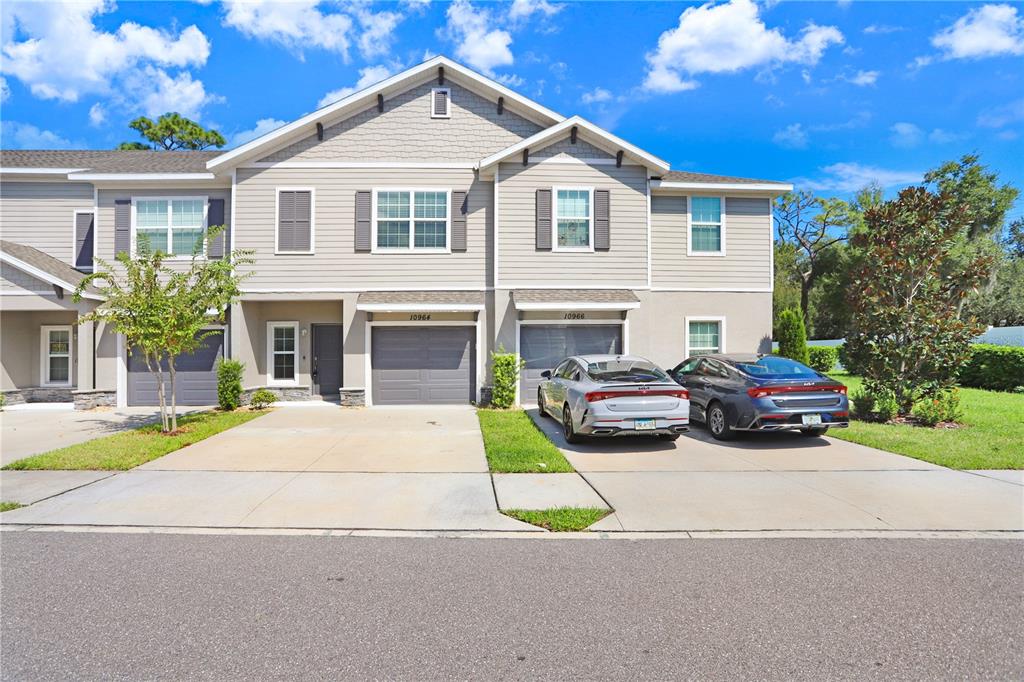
[92,320,97,390]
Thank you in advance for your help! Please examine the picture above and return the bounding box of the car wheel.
[562,404,583,444]
[658,433,681,441]
[707,402,735,441]
[537,387,550,417]
[800,426,829,437]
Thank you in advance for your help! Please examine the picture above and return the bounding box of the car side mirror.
[541,370,552,379]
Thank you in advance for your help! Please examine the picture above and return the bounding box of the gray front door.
[371,326,475,404]
[127,331,224,406]
[312,324,343,399]
[519,324,622,400]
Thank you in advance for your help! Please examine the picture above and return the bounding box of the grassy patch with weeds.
[477,409,574,473]
[829,373,1024,470]
[0,502,25,513]
[2,409,268,471]
[503,507,610,531]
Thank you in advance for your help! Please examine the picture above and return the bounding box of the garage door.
[127,331,224,406]
[372,326,475,404]
[519,324,622,400]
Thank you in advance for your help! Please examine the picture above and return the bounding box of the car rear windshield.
[733,356,820,379]
[586,360,670,383]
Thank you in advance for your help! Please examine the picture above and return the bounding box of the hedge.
[807,346,839,374]
[776,309,809,365]
[958,344,1024,392]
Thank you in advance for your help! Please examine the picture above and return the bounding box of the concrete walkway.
[1,471,114,505]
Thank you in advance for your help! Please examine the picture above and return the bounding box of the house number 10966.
[563,312,585,320]
[410,314,432,321]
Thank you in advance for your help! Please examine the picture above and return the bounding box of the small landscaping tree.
[844,186,994,413]
[776,309,809,365]
[490,347,525,409]
[74,228,253,432]
[216,359,244,411]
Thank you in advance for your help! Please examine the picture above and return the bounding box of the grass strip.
[503,507,611,532]
[477,409,574,473]
[3,409,268,471]
[0,502,25,513]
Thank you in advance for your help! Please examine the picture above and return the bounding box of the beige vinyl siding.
[532,137,611,161]
[1,262,52,293]
[496,160,648,287]
[260,79,543,164]
[235,167,491,289]
[0,181,93,264]
[651,194,772,289]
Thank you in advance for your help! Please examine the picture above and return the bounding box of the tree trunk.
[800,275,813,331]
[168,356,178,432]
[147,353,169,433]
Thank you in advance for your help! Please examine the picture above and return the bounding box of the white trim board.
[652,180,792,192]
[356,303,485,312]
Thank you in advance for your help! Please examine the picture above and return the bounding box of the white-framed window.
[553,187,593,251]
[685,317,726,357]
[267,321,299,386]
[372,189,450,252]
[688,196,726,256]
[132,197,207,257]
[431,87,451,118]
[40,325,72,386]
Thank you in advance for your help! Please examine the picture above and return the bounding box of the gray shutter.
[207,198,226,258]
[278,190,311,252]
[293,190,312,252]
[451,190,467,252]
[535,189,552,251]
[278,190,294,251]
[74,212,94,269]
[355,190,371,252]
[594,189,610,251]
[114,199,131,256]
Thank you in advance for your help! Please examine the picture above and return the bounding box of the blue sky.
[1,0,1022,217]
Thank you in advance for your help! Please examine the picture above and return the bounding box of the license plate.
[634,418,656,431]
[801,414,822,426]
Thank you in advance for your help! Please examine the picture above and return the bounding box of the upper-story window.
[554,188,593,251]
[689,197,725,255]
[374,189,449,252]
[134,197,206,256]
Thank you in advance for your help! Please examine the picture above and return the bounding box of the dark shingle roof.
[659,170,785,185]
[0,150,220,173]
[0,240,100,296]
[513,289,639,305]
[357,291,486,306]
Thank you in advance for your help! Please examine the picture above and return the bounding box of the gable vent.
[431,87,451,118]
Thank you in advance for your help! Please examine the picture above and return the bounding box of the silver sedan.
[537,354,691,444]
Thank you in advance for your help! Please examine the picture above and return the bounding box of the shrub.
[490,347,526,409]
[911,389,963,426]
[776,309,810,365]
[958,344,1024,392]
[807,346,839,374]
[249,389,276,410]
[216,359,244,411]
[850,383,899,423]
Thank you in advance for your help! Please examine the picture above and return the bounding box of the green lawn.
[477,409,574,473]
[829,373,1024,469]
[0,502,25,513]
[2,409,268,471]
[503,507,610,531]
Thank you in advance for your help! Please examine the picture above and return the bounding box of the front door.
[312,324,343,399]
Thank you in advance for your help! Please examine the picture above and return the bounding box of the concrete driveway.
[528,409,1024,533]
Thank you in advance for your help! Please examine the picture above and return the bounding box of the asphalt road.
[2,533,1022,680]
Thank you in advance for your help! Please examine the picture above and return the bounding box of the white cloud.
[643,0,843,93]
[863,24,904,35]
[400,0,432,13]
[773,123,808,149]
[444,0,513,74]
[846,69,878,86]
[1,0,210,111]
[352,5,403,59]
[797,162,921,192]
[581,87,612,104]
[88,102,106,126]
[317,64,395,108]
[928,128,965,144]
[977,98,1024,128]
[889,121,924,148]
[931,4,1024,60]
[508,0,563,22]
[222,1,353,59]
[495,73,525,87]
[123,66,218,119]
[231,118,287,146]
[0,121,82,149]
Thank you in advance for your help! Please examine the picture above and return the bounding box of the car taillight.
[747,384,848,398]
[585,389,689,402]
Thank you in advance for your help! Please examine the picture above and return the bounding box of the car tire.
[658,433,681,441]
[707,402,736,441]
[800,426,829,437]
[562,404,583,444]
[537,387,550,418]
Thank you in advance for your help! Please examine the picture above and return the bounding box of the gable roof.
[0,240,102,299]
[205,56,566,173]
[0,150,219,174]
[477,115,670,176]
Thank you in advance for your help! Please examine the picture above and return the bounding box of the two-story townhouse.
[0,56,790,410]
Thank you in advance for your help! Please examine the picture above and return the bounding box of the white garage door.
[519,324,622,400]
[371,326,475,404]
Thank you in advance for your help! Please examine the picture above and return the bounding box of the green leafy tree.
[775,309,809,365]
[116,141,151,150]
[844,186,995,413]
[73,228,253,432]
[772,242,801,337]
[119,113,226,151]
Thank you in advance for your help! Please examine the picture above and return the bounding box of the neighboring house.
[0,56,790,409]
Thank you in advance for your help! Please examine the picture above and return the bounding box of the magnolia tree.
[844,186,994,413]
[74,228,252,432]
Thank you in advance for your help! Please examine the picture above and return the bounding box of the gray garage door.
[127,331,224,406]
[519,324,622,400]
[372,326,475,405]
